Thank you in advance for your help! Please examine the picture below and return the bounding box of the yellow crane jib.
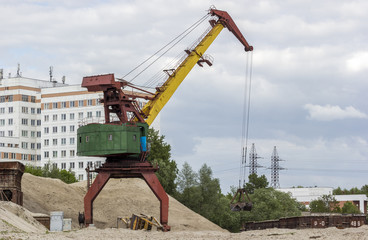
[141,8,253,126]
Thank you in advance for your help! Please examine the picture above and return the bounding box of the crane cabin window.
[86,136,89,142]
[108,134,113,141]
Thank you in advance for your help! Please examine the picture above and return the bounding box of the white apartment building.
[41,84,105,181]
[0,74,104,180]
[0,73,159,181]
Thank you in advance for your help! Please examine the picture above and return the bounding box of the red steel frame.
[84,159,170,231]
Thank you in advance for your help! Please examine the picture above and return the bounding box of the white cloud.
[346,52,368,72]
[304,104,367,121]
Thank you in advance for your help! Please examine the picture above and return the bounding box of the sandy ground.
[21,173,224,231]
[1,222,368,239]
[1,173,367,239]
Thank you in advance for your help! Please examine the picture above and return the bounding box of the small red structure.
[0,161,25,205]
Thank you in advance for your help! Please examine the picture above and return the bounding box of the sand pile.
[21,173,224,231]
[0,201,47,233]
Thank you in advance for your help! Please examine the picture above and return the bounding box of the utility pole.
[270,146,285,189]
[248,143,263,175]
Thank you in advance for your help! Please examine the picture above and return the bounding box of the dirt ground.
[1,173,367,239]
[21,173,225,231]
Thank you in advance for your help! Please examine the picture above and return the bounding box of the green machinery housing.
[77,122,148,157]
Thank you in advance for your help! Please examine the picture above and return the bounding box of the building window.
[44,139,49,146]
[61,102,67,108]
[70,101,75,107]
[37,143,41,149]
[8,95,13,102]
[44,115,49,122]
[8,107,13,113]
[53,114,58,121]
[31,143,35,149]
[31,119,35,126]
[61,138,66,145]
[70,113,75,120]
[61,114,66,121]
[31,96,36,103]
[37,155,41,161]
[37,131,41,137]
[78,100,84,107]
[21,118,28,125]
[21,142,28,149]
[87,112,92,118]
[3,152,8,159]
[70,125,75,132]
[61,151,66,158]
[61,162,66,169]
[0,119,6,126]
[37,108,41,114]
[44,151,49,158]
[96,161,102,167]
[53,151,57,158]
[0,131,4,137]
[0,96,5,102]
[22,107,28,114]
[21,154,28,160]
[78,112,83,119]
[96,111,101,117]
[53,139,58,145]
[44,103,50,109]
[70,137,75,145]
[22,95,28,102]
[87,99,93,106]
[44,127,49,134]
[8,119,13,125]
[79,162,84,169]
[37,120,41,126]
[11,153,16,159]
[31,108,35,114]
[21,130,28,137]
[53,126,57,133]
[53,102,58,109]
[0,108,5,114]
[69,162,75,169]
[61,126,66,132]
[31,131,35,138]
[78,175,83,181]
[8,130,13,137]
[70,150,75,157]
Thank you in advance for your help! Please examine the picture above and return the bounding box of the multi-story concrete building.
[40,84,105,181]
[0,74,103,180]
[0,72,159,181]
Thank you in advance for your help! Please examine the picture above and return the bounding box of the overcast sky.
[1,0,367,194]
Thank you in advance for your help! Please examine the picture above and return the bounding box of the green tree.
[25,163,77,184]
[361,185,368,197]
[310,195,340,213]
[341,201,361,214]
[175,162,201,210]
[244,173,269,194]
[147,128,178,195]
[198,164,222,219]
[241,188,301,222]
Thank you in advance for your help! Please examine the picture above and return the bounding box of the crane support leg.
[83,160,170,231]
[84,172,111,225]
[142,172,170,231]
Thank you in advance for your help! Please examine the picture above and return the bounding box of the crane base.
[84,158,170,231]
